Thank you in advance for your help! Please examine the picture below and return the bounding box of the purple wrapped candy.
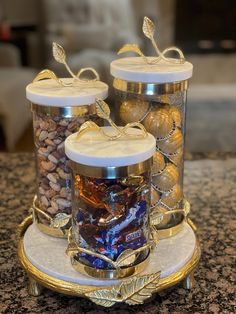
[73,173,150,270]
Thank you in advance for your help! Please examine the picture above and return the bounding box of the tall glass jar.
[26,78,108,237]
[65,127,156,279]
[110,57,193,235]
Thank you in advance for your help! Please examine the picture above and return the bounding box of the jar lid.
[110,57,193,83]
[65,127,156,168]
[26,78,108,107]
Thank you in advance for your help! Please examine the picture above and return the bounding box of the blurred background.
[0,0,235,153]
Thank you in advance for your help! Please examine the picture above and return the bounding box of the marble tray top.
[23,222,196,287]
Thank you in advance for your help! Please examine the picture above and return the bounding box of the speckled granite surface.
[0,153,235,314]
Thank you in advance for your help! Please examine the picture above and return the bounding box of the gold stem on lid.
[76,99,148,141]
[118,16,185,65]
[32,43,100,86]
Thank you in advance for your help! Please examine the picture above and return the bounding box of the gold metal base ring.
[71,251,150,280]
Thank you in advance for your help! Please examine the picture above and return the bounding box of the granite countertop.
[0,153,235,314]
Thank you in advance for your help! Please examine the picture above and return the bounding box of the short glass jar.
[26,78,108,237]
[65,127,156,279]
[110,57,193,234]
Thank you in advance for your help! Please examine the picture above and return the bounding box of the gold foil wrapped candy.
[152,151,165,174]
[151,185,160,208]
[160,184,183,209]
[157,128,183,155]
[152,163,179,192]
[168,149,183,167]
[168,107,182,128]
[143,108,174,139]
[119,99,149,124]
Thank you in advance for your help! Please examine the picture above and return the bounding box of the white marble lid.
[65,126,156,167]
[110,57,193,83]
[26,78,108,107]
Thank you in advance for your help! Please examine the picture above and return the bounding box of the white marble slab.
[24,222,196,287]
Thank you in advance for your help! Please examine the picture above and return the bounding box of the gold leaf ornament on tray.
[50,212,71,229]
[118,16,185,64]
[85,271,161,307]
[31,195,72,234]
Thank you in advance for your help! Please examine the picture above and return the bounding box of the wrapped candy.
[65,126,156,279]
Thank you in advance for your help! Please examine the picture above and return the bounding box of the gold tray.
[18,215,200,307]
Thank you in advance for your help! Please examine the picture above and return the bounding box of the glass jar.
[110,57,193,233]
[26,78,108,237]
[65,126,156,279]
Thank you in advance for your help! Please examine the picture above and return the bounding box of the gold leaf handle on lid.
[118,16,185,65]
[142,16,155,40]
[76,99,148,141]
[52,42,66,64]
[118,44,148,63]
[95,98,111,120]
[33,69,59,84]
[32,43,100,86]
[52,42,78,80]
[33,69,73,87]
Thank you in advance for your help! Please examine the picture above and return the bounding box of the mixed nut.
[33,109,100,225]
